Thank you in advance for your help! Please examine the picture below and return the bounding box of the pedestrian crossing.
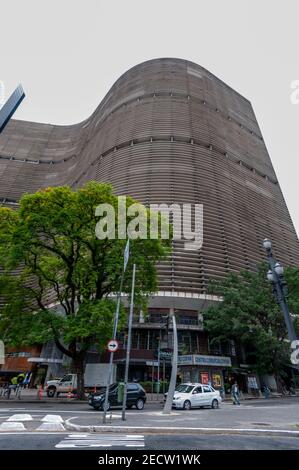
[55,433,145,448]
[0,414,66,431]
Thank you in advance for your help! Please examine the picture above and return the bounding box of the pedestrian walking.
[231,381,241,405]
[261,384,270,399]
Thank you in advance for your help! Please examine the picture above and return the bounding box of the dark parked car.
[88,382,146,411]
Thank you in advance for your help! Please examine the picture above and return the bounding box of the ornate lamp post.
[263,239,298,361]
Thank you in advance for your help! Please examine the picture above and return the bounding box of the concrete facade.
[1,58,299,388]
[1,58,298,296]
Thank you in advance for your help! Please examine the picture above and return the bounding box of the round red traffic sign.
[107,339,119,352]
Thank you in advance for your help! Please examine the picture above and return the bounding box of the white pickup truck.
[45,363,116,397]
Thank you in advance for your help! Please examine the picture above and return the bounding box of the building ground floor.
[1,293,294,394]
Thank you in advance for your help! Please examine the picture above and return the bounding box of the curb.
[0,399,164,405]
[64,417,299,437]
[0,399,87,404]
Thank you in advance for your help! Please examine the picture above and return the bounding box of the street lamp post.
[263,239,298,353]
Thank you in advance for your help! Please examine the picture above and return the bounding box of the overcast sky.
[1,0,299,237]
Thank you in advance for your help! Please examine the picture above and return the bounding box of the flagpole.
[122,263,136,421]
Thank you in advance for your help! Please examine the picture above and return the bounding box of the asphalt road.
[0,398,298,450]
[0,432,298,450]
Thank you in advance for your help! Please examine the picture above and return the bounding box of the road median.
[64,416,299,437]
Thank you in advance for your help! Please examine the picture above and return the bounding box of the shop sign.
[146,361,159,367]
[178,355,231,367]
[157,348,173,362]
[178,355,193,365]
[194,355,231,367]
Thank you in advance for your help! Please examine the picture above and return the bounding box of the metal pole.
[163,313,178,414]
[267,249,298,343]
[103,270,125,424]
[265,243,299,373]
[151,364,154,398]
[122,263,136,421]
[157,332,160,400]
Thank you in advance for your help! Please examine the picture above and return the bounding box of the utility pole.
[122,263,136,421]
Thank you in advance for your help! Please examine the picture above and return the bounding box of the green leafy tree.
[0,182,169,398]
[203,265,299,387]
[284,266,299,318]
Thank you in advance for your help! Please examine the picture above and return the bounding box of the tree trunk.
[274,369,283,393]
[72,355,85,400]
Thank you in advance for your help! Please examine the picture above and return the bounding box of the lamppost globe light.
[274,262,284,276]
[263,238,272,250]
[267,270,274,282]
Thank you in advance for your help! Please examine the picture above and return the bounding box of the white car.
[171,383,222,410]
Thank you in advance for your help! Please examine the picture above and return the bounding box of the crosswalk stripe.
[41,415,64,423]
[126,444,145,447]
[36,422,66,431]
[7,414,32,421]
[64,435,144,441]
[55,434,145,449]
[0,422,27,431]
[0,413,66,432]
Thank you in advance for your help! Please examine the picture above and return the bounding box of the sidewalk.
[0,388,296,403]
[0,388,81,403]
[0,389,166,404]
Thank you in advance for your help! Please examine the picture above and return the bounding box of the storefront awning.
[27,357,63,364]
[231,368,250,375]
[0,370,24,376]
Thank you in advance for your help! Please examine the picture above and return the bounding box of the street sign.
[124,239,130,272]
[107,339,119,353]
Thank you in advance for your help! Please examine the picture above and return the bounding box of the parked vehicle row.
[45,375,221,412]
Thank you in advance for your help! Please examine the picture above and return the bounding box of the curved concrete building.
[1,58,299,301]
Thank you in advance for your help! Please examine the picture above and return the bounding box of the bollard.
[38,385,43,400]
